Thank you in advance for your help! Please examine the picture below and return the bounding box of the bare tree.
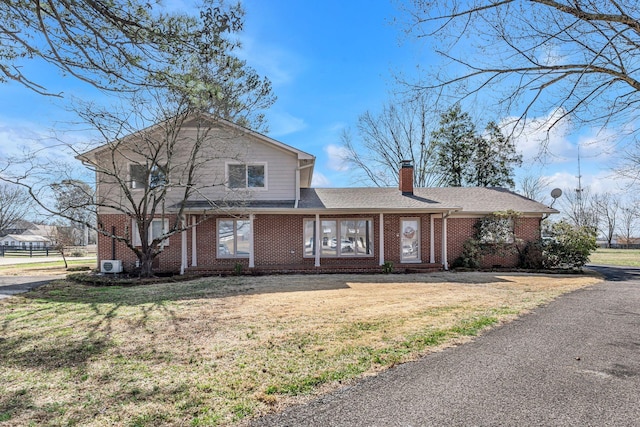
[46,223,76,269]
[0,4,276,277]
[518,175,551,203]
[618,202,639,248]
[341,93,445,187]
[558,186,597,230]
[592,192,620,248]
[0,183,30,235]
[402,1,640,152]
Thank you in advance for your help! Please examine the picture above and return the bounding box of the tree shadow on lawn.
[16,271,525,308]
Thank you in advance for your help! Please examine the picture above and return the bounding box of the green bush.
[545,221,597,269]
[452,239,482,269]
[518,221,597,270]
[382,261,394,274]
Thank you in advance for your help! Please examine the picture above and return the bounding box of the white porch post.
[430,214,436,264]
[191,215,197,267]
[379,213,385,265]
[315,213,321,267]
[249,213,255,268]
[180,215,187,275]
[442,213,449,270]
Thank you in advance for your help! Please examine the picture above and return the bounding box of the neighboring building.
[78,114,556,274]
[1,233,51,248]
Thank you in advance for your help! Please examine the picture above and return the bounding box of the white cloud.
[311,171,331,187]
[266,111,306,137]
[577,126,617,160]
[543,169,633,198]
[325,144,349,172]
[502,108,574,164]
[237,35,304,87]
[0,118,93,183]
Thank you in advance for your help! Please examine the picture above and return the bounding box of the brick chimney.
[399,160,414,196]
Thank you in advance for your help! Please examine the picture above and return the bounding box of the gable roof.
[77,113,315,162]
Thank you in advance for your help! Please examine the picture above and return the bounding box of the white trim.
[180,216,187,275]
[430,214,436,264]
[249,214,255,268]
[225,161,268,191]
[379,213,384,265]
[400,217,421,264]
[191,215,197,267]
[216,218,250,259]
[442,213,449,270]
[314,214,321,267]
[303,217,375,259]
[132,218,169,247]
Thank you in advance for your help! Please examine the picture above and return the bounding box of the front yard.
[0,272,601,426]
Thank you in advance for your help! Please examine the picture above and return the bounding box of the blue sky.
[0,0,630,206]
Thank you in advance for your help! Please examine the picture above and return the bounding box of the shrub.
[518,240,546,269]
[452,239,482,269]
[545,221,597,269]
[518,221,597,270]
[382,261,394,274]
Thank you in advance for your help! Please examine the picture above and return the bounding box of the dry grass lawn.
[0,271,601,426]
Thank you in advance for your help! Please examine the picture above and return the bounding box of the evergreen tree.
[431,104,476,187]
[470,121,522,188]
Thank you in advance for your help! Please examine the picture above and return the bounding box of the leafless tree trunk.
[618,203,639,248]
[593,193,619,248]
[341,93,445,187]
[0,183,30,235]
[558,186,597,230]
[518,175,551,204]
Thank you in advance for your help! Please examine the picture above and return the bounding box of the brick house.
[78,115,556,274]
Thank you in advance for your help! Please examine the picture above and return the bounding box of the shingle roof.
[298,187,555,214]
[175,187,555,215]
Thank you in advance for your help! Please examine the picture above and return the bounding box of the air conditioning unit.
[100,260,123,273]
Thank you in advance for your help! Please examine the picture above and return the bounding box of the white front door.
[400,218,420,263]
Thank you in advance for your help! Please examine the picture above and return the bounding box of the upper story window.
[130,164,167,190]
[227,163,266,189]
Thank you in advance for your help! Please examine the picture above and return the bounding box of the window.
[132,218,169,246]
[130,164,167,189]
[479,216,515,244]
[304,218,373,258]
[218,218,250,258]
[227,163,266,189]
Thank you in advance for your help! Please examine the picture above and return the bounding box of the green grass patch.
[0,273,599,426]
[589,248,640,267]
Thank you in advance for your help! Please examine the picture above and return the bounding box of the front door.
[400,218,420,263]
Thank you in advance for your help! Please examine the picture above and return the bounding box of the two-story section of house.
[78,113,556,275]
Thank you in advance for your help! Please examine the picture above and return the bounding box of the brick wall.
[97,214,183,272]
[97,212,542,273]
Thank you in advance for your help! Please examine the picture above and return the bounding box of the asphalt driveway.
[253,265,640,426]
[0,275,63,299]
